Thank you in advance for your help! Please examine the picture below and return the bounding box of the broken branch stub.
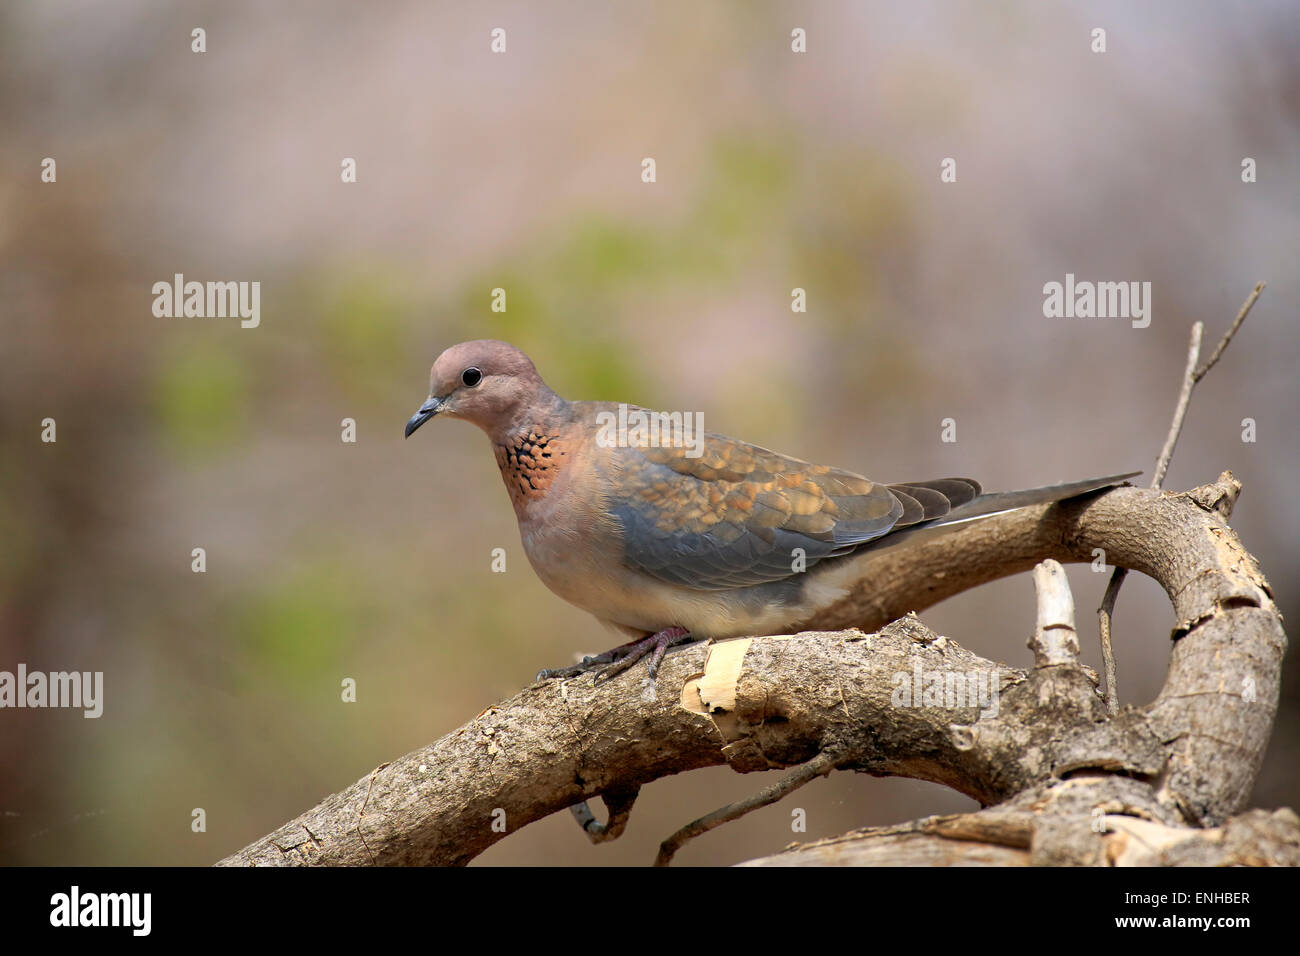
[1030,559,1079,668]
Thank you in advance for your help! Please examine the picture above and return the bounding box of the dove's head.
[405,340,558,440]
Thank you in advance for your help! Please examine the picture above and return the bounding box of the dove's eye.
[461,367,483,388]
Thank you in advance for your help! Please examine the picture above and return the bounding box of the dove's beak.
[404,397,444,438]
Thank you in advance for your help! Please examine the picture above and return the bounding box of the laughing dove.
[405,340,1137,681]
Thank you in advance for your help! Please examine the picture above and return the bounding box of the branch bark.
[218,471,1289,867]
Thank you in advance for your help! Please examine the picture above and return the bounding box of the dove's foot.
[537,627,693,683]
[594,626,693,682]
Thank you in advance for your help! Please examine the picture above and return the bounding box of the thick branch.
[740,807,1300,867]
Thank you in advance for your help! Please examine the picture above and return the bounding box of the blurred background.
[0,0,1296,866]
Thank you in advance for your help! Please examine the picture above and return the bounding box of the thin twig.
[1096,282,1265,713]
[1150,322,1205,490]
[654,750,840,866]
[1194,281,1264,383]
[1098,324,1204,713]
[1097,569,1127,714]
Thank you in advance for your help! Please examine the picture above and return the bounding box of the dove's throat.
[492,425,570,513]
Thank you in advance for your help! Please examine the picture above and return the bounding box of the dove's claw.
[593,627,693,683]
[536,627,694,684]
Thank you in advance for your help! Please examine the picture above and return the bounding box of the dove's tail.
[866,471,1140,554]
[939,471,1142,526]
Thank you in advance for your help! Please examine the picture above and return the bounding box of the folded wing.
[606,434,979,591]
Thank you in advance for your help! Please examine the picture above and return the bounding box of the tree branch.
[219,472,1284,866]
[654,750,841,867]
[1151,321,1205,490]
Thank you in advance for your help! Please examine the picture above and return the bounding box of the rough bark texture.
[741,807,1300,866]
[219,473,1293,867]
